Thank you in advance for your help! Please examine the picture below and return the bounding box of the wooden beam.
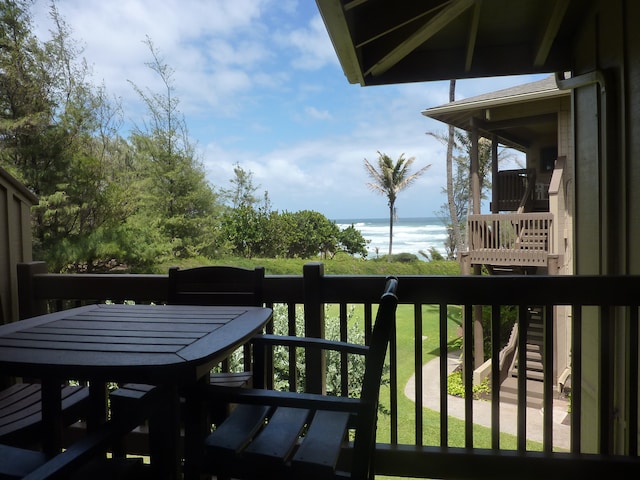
[465,0,482,72]
[480,112,558,131]
[366,0,475,77]
[343,0,369,11]
[534,0,570,67]
[355,3,450,49]
[469,117,533,150]
[315,0,364,85]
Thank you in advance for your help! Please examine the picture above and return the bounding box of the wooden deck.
[10,262,640,479]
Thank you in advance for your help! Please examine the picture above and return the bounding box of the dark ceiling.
[316,0,592,86]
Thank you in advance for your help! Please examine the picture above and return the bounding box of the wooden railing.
[15,262,640,478]
[494,168,535,211]
[468,212,554,267]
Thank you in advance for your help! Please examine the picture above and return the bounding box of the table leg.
[148,384,181,480]
[87,381,108,431]
[183,377,208,480]
[41,378,63,457]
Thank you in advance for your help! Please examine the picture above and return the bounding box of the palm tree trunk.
[446,79,464,255]
[388,203,394,261]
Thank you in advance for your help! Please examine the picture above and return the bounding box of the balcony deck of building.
[13,261,640,479]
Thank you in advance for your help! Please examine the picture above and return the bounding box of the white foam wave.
[335,218,448,259]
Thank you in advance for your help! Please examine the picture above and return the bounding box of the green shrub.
[447,369,490,399]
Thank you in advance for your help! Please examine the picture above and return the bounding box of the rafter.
[344,0,369,11]
[465,0,482,72]
[355,2,450,49]
[366,0,475,77]
[534,0,570,67]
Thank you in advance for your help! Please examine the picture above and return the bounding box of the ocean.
[334,217,448,260]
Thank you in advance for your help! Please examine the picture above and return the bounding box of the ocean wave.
[334,217,448,258]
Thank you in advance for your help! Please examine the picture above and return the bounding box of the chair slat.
[0,383,89,445]
[244,407,310,462]
[205,404,272,454]
[292,410,351,475]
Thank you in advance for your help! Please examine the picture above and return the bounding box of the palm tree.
[364,152,431,260]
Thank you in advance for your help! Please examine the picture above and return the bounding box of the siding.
[0,167,38,324]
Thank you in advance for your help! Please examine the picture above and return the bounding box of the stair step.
[513,358,543,370]
[501,381,544,398]
[521,350,543,361]
[512,370,544,382]
[499,378,544,408]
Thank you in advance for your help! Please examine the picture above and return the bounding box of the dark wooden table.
[0,303,272,479]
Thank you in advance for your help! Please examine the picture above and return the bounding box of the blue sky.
[32,0,546,220]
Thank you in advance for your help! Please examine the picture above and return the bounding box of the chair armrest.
[199,384,364,414]
[250,334,369,390]
[252,334,369,356]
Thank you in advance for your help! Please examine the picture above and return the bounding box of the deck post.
[303,262,326,394]
[17,261,49,320]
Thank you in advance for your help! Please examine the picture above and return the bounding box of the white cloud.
[303,106,332,120]
[279,14,337,70]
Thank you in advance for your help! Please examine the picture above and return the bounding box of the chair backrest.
[352,276,398,479]
[167,265,265,306]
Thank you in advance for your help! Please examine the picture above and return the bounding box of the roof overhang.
[422,76,571,151]
[316,0,592,86]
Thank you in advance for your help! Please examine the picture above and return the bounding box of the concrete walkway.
[404,352,571,450]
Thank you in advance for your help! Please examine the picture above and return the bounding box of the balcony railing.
[493,168,549,212]
[14,261,640,478]
[468,212,554,267]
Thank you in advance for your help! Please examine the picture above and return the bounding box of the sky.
[31,0,546,220]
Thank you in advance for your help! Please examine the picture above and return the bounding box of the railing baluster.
[572,304,582,453]
[463,303,474,447]
[390,303,399,444]
[287,303,297,392]
[491,304,501,449]
[439,303,448,447]
[630,305,639,456]
[600,306,613,454]
[414,303,423,445]
[517,304,528,452]
[543,304,554,452]
[339,303,348,396]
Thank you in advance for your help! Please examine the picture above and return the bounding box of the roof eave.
[316,0,364,85]
[421,85,569,119]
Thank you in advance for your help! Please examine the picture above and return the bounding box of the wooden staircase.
[500,307,545,408]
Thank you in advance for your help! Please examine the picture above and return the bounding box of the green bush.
[447,369,490,399]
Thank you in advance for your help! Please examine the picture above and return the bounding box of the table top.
[0,304,272,384]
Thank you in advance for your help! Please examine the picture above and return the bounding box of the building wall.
[0,168,37,324]
[548,100,574,383]
[570,0,637,454]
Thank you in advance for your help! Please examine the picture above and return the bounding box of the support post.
[303,262,326,394]
[17,261,49,319]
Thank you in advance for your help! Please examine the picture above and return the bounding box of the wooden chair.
[167,265,265,307]
[0,382,89,449]
[0,387,158,480]
[1,280,90,451]
[168,265,265,400]
[109,265,266,456]
[197,276,399,480]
